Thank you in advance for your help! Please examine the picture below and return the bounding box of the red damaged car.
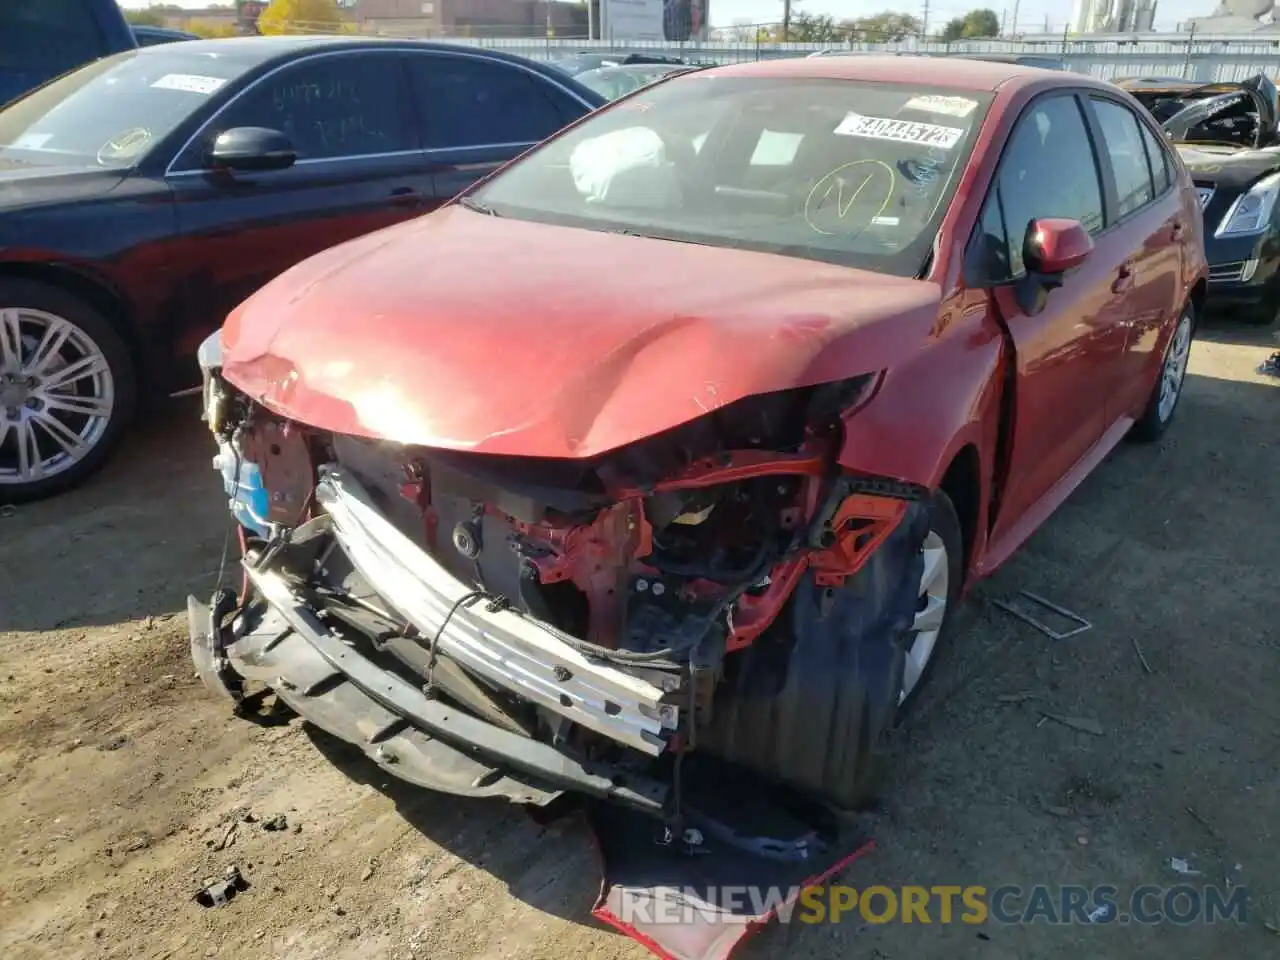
[189,54,1205,928]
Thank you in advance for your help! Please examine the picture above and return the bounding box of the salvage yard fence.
[270,20,1280,84]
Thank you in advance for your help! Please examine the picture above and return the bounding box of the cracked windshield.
[473,76,993,275]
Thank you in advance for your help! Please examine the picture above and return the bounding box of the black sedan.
[1118,74,1280,325]
[0,36,603,501]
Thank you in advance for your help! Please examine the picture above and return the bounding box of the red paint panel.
[220,206,941,458]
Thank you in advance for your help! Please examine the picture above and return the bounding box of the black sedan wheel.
[0,281,136,502]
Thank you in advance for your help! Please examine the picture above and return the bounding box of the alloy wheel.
[1157,312,1192,424]
[0,308,116,486]
[902,530,949,703]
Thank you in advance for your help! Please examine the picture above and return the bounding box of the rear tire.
[699,492,963,809]
[1130,302,1193,443]
[0,280,136,503]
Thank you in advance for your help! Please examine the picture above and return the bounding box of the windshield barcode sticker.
[151,73,227,95]
[834,112,965,149]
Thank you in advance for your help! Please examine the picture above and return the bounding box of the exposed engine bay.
[193,352,930,851]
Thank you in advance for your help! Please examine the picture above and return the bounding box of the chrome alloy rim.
[1157,312,1192,423]
[0,308,115,485]
[902,530,949,703]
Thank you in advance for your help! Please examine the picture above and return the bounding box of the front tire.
[699,491,963,809]
[1130,303,1193,443]
[0,281,136,502]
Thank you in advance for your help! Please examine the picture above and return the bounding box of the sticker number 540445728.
[833,112,965,149]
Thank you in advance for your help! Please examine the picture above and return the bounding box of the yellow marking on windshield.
[804,159,896,236]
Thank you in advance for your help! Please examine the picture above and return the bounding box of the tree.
[256,0,346,35]
[789,11,843,42]
[941,8,1001,41]
[962,8,1000,37]
[187,18,240,38]
[843,11,921,42]
[122,8,167,27]
[940,16,965,41]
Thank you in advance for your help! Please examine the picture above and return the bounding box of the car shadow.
[1195,312,1278,348]
[301,721,861,959]
[301,723,608,931]
[0,399,230,633]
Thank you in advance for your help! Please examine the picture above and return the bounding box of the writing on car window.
[214,56,410,160]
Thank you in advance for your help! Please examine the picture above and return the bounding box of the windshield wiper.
[457,195,499,216]
[606,228,715,246]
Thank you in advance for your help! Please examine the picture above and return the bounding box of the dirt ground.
[1,321,1277,960]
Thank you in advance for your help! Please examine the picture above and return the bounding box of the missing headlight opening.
[195,368,927,824]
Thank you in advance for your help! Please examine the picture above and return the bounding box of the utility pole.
[782,0,791,41]
[1010,0,1020,36]
[922,0,930,38]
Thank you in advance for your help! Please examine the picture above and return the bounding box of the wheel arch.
[0,262,145,384]
[1188,276,1206,327]
[938,443,981,579]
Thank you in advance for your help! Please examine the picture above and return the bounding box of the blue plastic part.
[213,445,271,538]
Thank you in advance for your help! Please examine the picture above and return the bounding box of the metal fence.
[273,20,1280,82]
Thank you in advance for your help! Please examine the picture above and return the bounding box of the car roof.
[707,54,1091,93]
[132,35,559,71]
[128,35,601,101]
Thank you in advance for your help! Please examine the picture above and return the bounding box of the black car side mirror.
[207,127,297,173]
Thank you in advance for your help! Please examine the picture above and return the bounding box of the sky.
[117,0,1222,35]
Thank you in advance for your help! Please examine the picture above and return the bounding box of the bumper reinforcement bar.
[187,565,669,816]
[315,465,674,755]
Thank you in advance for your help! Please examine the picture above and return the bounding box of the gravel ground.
[1,320,1276,960]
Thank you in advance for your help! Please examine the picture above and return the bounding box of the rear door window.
[1139,121,1172,195]
[1091,97,1156,216]
[407,54,568,149]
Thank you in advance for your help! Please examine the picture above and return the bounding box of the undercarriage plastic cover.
[588,758,874,960]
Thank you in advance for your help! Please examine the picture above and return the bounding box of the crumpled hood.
[220,206,942,458]
[1157,73,1278,155]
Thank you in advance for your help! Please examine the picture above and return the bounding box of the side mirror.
[207,127,297,173]
[1014,218,1093,316]
[1024,217,1093,275]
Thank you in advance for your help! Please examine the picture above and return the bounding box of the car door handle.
[389,187,423,207]
[1112,263,1135,294]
